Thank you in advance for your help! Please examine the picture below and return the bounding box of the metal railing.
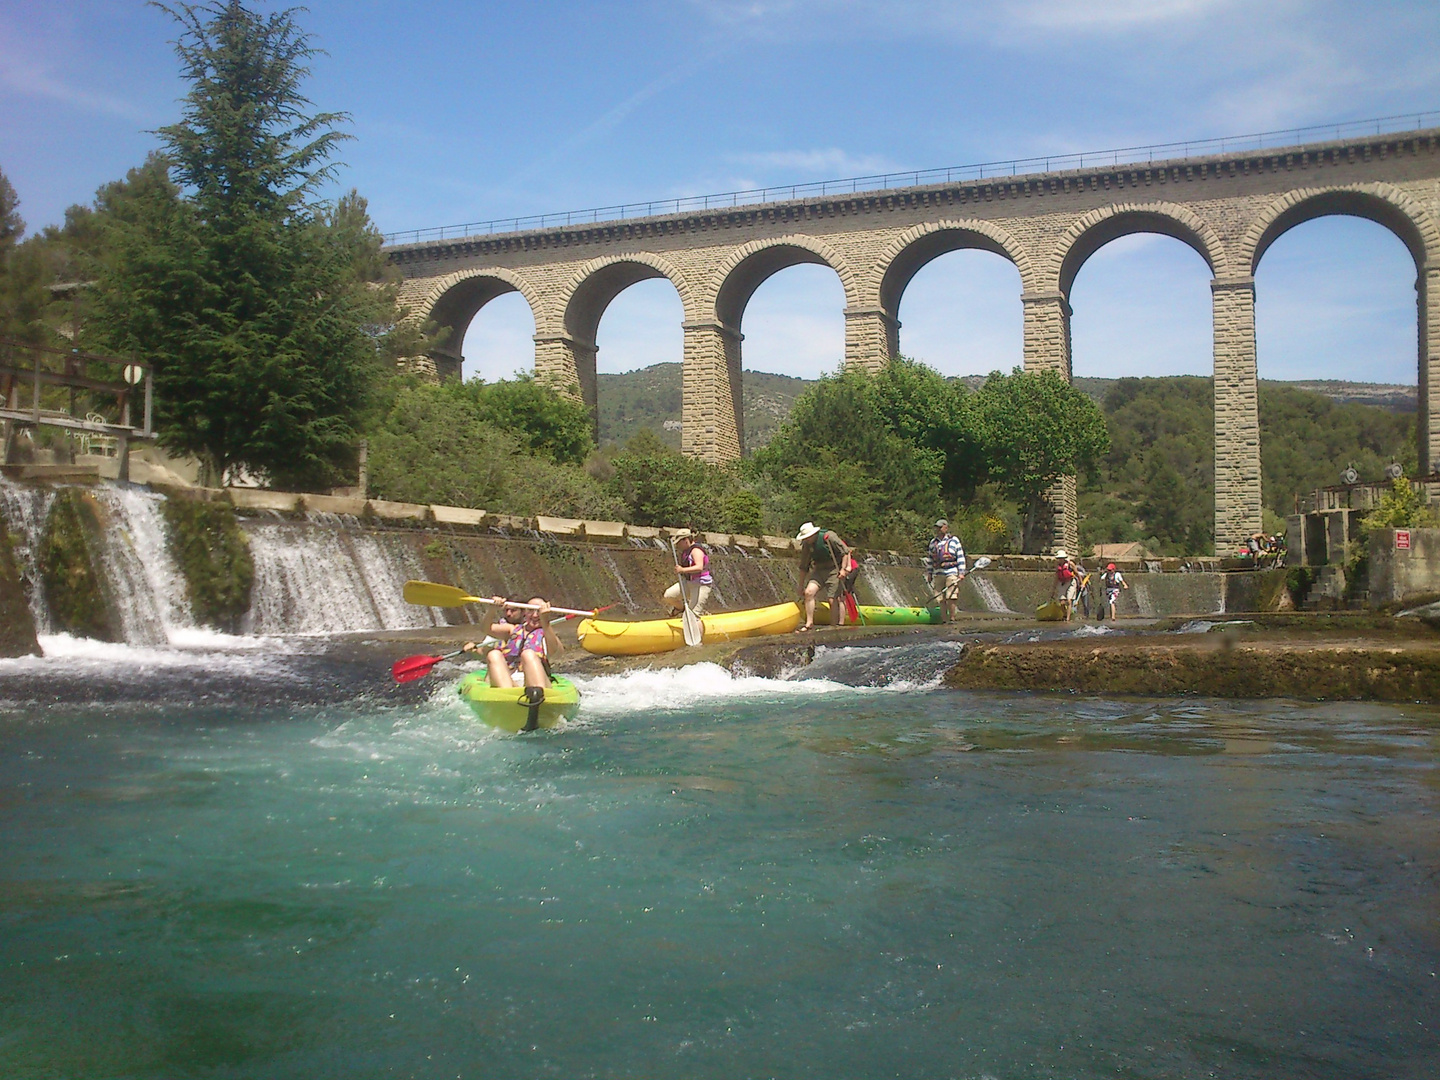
[383,111,1440,246]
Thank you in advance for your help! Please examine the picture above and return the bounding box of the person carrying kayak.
[461,596,563,703]
[1100,562,1128,620]
[925,518,967,623]
[1053,550,1079,622]
[795,521,850,631]
[665,528,713,616]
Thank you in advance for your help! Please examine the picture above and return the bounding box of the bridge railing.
[383,111,1440,247]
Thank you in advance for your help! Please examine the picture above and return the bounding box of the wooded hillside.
[597,364,1418,555]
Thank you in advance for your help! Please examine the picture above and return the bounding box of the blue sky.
[3,0,1437,385]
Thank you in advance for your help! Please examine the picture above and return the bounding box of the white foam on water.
[570,661,929,719]
[1069,624,1117,637]
[0,632,289,674]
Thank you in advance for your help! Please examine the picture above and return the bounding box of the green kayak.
[457,673,581,733]
[817,602,942,625]
[855,604,942,625]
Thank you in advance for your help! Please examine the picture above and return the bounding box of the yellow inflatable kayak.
[576,601,802,656]
[1036,600,1068,621]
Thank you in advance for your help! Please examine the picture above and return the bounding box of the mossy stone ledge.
[0,522,39,656]
[162,497,254,632]
[39,488,114,641]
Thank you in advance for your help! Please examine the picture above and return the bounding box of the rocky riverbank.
[942,615,1440,702]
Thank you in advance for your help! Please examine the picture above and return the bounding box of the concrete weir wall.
[0,479,1294,654]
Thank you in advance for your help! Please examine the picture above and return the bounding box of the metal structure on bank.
[0,337,155,482]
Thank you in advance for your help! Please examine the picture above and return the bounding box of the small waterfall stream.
[0,478,56,634]
[92,486,196,645]
[243,521,441,635]
[969,574,1014,614]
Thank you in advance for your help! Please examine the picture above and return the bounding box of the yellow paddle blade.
[403,580,483,608]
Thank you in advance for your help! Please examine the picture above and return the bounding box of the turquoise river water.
[1,635,1437,1079]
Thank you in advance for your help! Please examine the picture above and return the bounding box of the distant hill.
[597,365,809,450]
[597,365,1417,453]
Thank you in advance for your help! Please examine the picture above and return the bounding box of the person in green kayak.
[461,596,562,702]
[795,521,851,631]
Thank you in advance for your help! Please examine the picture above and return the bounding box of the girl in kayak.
[462,597,563,700]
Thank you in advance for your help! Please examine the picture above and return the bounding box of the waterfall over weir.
[0,480,56,635]
[91,487,196,646]
[242,521,441,635]
[2,479,1251,650]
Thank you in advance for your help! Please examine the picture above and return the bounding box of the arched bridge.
[385,128,1440,552]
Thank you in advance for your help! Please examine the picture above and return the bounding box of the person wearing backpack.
[1100,562,1128,620]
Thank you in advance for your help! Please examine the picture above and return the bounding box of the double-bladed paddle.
[390,604,618,682]
[923,555,993,606]
[403,580,597,618]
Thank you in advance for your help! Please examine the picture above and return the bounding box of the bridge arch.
[876,220,1038,315]
[552,253,696,413]
[409,267,547,380]
[1241,182,1440,274]
[1053,201,1230,297]
[709,235,859,330]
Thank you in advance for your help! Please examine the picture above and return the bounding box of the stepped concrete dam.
[3,477,1284,658]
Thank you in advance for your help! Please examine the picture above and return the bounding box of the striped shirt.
[928,534,966,575]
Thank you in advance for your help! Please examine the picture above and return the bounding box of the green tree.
[1361,477,1438,535]
[972,369,1109,553]
[367,383,624,520]
[467,375,595,465]
[867,357,982,498]
[0,170,20,255]
[752,366,944,542]
[90,2,391,489]
[606,428,745,530]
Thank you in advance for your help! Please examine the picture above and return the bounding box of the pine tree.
[93,1,389,489]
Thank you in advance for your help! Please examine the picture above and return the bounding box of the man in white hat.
[926,519,967,624]
[794,522,850,631]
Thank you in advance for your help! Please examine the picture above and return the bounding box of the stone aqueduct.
[387,128,1440,552]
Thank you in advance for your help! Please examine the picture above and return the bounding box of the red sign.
[1396,529,1411,550]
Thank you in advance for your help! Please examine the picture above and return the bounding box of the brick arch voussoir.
[409,266,549,335]
[870,219,1039,303]
[1239,182,1440,273]
[704,234,861,318]
[1046,201,1231,291]
[559,251,702,329]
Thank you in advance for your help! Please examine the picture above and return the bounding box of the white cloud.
[726,148,903,176]
[0,51,150,123]
[1002,0,1235,31]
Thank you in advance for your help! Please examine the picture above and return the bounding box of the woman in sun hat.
[663,527,713,615]
[794,522,850,631]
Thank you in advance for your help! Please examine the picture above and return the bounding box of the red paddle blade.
[844,592,859,623]
[391,654,444,683]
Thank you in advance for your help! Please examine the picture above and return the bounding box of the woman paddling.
[462,596,563,706]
